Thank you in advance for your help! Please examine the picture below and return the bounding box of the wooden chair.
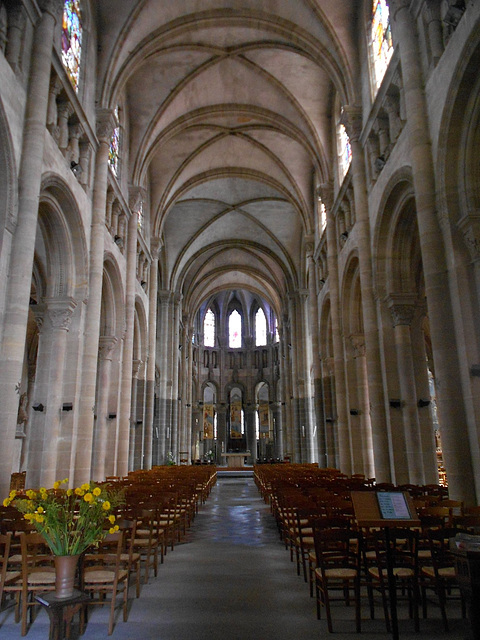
[0,532,21,613]
[132,508,164,583]
[313,527,363,632]
[367,527,420,633]
[419,527,468,630]
[17,532,56,636]
[81,531,129,635]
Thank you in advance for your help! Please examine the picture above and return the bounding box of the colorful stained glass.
[204,308,215,347]
[371,0,393,91]
[339,123,352,180]
[109,107,120,176]
[62,1,82,91]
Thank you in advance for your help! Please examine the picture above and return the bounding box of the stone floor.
[0,476,470,639]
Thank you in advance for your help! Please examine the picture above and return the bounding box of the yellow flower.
[74,488,84,496]
[26,490,36,499]
[24,513,34,521]
[62,478,69,484]
[66,489,73,496]
[108,514,116,524]
[102,501,111,511]
[37,506,44,514]
[93,487,101,497]
[39,487,46,493]
[3,498,11,507]
[108,525,119,534]
[84,493,93,503]
[53,481,60,489]
[35,514,44,523]
[81,483,90,491]
[9,490,17,498]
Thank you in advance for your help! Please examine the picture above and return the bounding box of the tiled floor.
[0,476,470,639]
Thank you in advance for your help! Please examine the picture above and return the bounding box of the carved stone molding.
[317,180,334,210]
[349,334,366,358]
[340,105,363,143]
[96,109,117,145]
[98,336,118,361]
[46,297,77,330]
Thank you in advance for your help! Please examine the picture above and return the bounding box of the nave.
[0,476,469,640]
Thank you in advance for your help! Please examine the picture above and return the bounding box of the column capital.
[150,238,163,260]
[96,109,118,145]
[132,359,144,379]
[387,294,416,327]
[129,185,147,214]
[38,0,63,20]
[340,105,363,143]
[98,335,118,360]
[316,180,334,210]
[45,297,77,330]
[349,333,366,358]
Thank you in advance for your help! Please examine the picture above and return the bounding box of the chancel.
[0,1,479,638]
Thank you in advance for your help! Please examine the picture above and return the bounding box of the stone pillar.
[128,359,142,470]
[156,291,172,463]
[216,405,227,465]
[244,405,256,464]
[341,106,391,482]
[388,297,425,484]
[117,211,138,476]
[271,402,284,460]
[349,334,375,478]
[171,294,182,458]
[0,0,62,497]
[74,109,117,486]
[390,0,475,503]
[92,336,117,481]
[322,357,337,468]
[318,182,352,474]
[307,246,326,465]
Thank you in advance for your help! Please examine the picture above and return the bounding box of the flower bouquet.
[3,478,125,556]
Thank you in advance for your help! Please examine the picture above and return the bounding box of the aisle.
[0,477,468,639]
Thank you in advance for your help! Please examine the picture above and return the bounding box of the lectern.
[351,491,420,640]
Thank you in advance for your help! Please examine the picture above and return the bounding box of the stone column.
[92,336,117,481]
[390,0,475,502]
[271,402,284,460]
[388,297,425,484]
[156,291,172,463]
[341,107,391,482]
[318,182,352,474]
[0,0,62,497]
[216,405,227,465]
[244,405,256,464]
[73,109,117,485]
[117,211,138,477]
[349,333,375,478]
[322,357,337,467]
[307,246,326,465]
[143,240,161,469]
[128,359,143,470]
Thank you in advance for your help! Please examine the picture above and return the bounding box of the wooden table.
[35,590,89,640]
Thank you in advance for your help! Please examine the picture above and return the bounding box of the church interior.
[1,0,480,637]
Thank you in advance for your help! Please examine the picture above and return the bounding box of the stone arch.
[0,93,16,261]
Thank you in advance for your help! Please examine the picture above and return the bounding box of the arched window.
[229,309,242,348]
[255,308,267,347]
[370,0,393,92]
[338,123,352,182]
[274,317,279,343]
[62,0,82,91]
[204,308,215,347]
[109,106,120,176]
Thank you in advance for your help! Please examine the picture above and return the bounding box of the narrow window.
[109,106,120,176]
[229,310,242,348]
[371,0,393,92]
[204,308,215,347]
[62,0,82,91]
[255,308,267,347]
[338,123,352,182]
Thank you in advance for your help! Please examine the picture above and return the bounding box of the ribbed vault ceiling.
[96,0,359,315]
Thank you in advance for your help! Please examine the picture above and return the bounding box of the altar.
[221,452,250,468]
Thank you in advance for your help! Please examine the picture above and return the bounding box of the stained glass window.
[62,1,82,91]
[229,310,242,348]
[371,0,393,91]
[137,200,144,232]
[204,308,215,347]
[274,317,279,343]
[255,308,267,347]
[338,123,352,182]
[109,106,120,176]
